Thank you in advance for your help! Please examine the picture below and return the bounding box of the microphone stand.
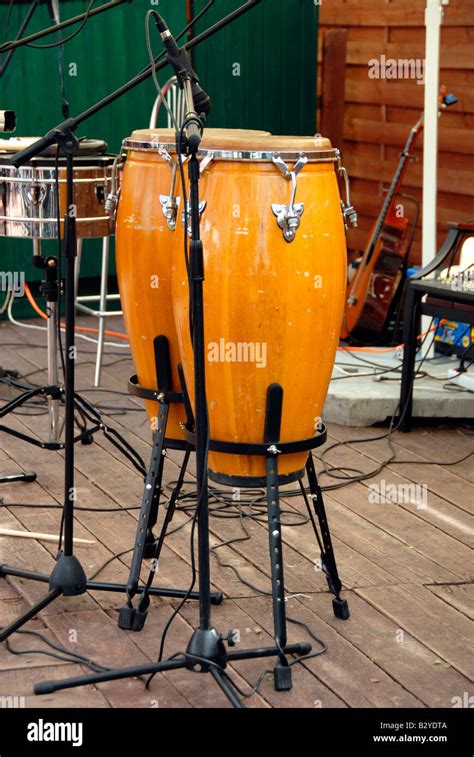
[0,0,128,55]
[17,1,313,708]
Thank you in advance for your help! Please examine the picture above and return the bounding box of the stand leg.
[118,414,168,631]
[129,446,192,631]
[264,384,292,691]
[400,286,419,432]
[46,297,60,444]
[0,471,36,485]
[94,235,109,388]
[0,589,61,642]
[305,456,350,620]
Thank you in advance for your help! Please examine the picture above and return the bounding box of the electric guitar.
[341,86,457,343]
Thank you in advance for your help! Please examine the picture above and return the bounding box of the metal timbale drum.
[0,138,115,239]
[172,132,348,485]
[115,128,270,442]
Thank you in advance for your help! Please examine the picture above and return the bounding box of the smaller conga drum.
[0,138,114,239]
[115,128,270,442]
[172,133,348,485]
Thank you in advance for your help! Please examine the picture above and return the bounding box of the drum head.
[0,137,107,156]
[122,129,334,161]
[122,127,271,152]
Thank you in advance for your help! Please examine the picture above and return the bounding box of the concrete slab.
[323,349,474,427]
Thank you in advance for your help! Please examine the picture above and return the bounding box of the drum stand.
[32,69,348,708]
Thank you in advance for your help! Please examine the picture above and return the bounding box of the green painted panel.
[192,0,318,135]
[0,0,186,316]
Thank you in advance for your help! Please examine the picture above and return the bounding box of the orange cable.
[23,283,129,341]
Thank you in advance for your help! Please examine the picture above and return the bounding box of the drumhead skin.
[116,129,270,441]
[171,134,347,484]
[0,137,107,155]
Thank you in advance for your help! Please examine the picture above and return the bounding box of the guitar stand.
[118,335,223,632]
[33,383,349,704]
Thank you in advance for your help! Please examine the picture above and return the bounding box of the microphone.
[153,13,211,117]
[0,110,16,133]
[48,0,60,26]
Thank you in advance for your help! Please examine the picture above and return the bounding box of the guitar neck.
[366,119,423,260]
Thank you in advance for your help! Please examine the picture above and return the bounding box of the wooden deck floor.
[0,315,472,709]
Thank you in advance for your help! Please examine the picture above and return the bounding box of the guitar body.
[341,87,454,344]
[348,211,409,342]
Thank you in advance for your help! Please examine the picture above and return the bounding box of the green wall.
[192,0,318,135]
[0,0,318,318]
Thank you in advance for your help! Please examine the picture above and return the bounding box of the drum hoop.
[121,139,339,163]
[0,216,110,224]
[0,176,113,185]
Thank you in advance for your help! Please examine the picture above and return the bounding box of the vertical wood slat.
[319,29,348,156]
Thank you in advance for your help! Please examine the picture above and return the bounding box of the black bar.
[0,0,127,53]
[0,589,61,642]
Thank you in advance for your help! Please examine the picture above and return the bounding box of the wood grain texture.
[318,0,474,264]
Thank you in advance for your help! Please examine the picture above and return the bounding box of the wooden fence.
[318,0,474,264]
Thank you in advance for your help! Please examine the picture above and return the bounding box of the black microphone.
[153,13,211,117]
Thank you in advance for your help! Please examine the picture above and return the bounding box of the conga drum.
[115,128,270,442]
[172,133,347,484]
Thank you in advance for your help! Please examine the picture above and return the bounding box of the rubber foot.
[274,664,292,692]
[333,597,350,620]
[118,605,135,630]
[81,433,93,446]
[131,608,148,632]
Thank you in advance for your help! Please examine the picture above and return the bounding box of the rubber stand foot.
[81,433,93,446]
[118,605,135,630]
[333,597,350,620]
[131,608,148,632]
[274,665,292,692]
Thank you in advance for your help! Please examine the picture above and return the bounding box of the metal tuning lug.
[337,157,358,231]
[181,200,207,238]
[271,153,308,243]
[160,194,181,231]
[160,162,181,231]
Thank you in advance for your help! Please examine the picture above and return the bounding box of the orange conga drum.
[172,133,347,484]
[116,128,269,441]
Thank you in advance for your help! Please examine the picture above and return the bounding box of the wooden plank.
[0,664,110,708]
[237,594,423,708]
[344,154,474,195]
[320,0,473,27]
[345,79,474,114]
[319,29,347,151]
[357,585,474,679]
[345,117,474,154]
[297,592,473,708]
[341,41,474,70]
[428,584,474,621]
